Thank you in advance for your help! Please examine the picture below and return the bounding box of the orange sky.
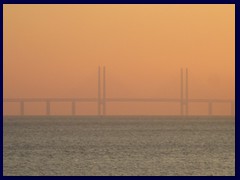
[3,4,235,115]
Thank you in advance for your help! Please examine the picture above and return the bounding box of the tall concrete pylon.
[98,66,101,115]
[103,66,106,115]
[98,66,106,116]
[185,68,189,116]
[180,68,189,116]
[180,68,184,115]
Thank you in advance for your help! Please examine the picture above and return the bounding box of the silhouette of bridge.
[3,67,235,116]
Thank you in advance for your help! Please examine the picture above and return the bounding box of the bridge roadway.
[4,97,235,116]
[3,98,234,103]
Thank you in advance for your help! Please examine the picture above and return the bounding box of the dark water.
[3,116,235,176]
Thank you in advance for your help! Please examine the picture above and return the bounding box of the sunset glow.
[3,4,235,115]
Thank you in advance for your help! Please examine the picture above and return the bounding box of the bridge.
[3,67,235,116]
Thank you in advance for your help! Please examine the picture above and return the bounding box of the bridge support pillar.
[72,101,76,115]
[231,101,235,116]
[208,102,212,116]
[46,101,50,116]
[20,101,24,116]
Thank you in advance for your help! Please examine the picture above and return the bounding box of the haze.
[3,4,235,115]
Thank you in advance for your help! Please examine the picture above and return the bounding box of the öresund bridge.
[3,67,235,116]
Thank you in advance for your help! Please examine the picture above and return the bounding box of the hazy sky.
[3,4,235,115]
